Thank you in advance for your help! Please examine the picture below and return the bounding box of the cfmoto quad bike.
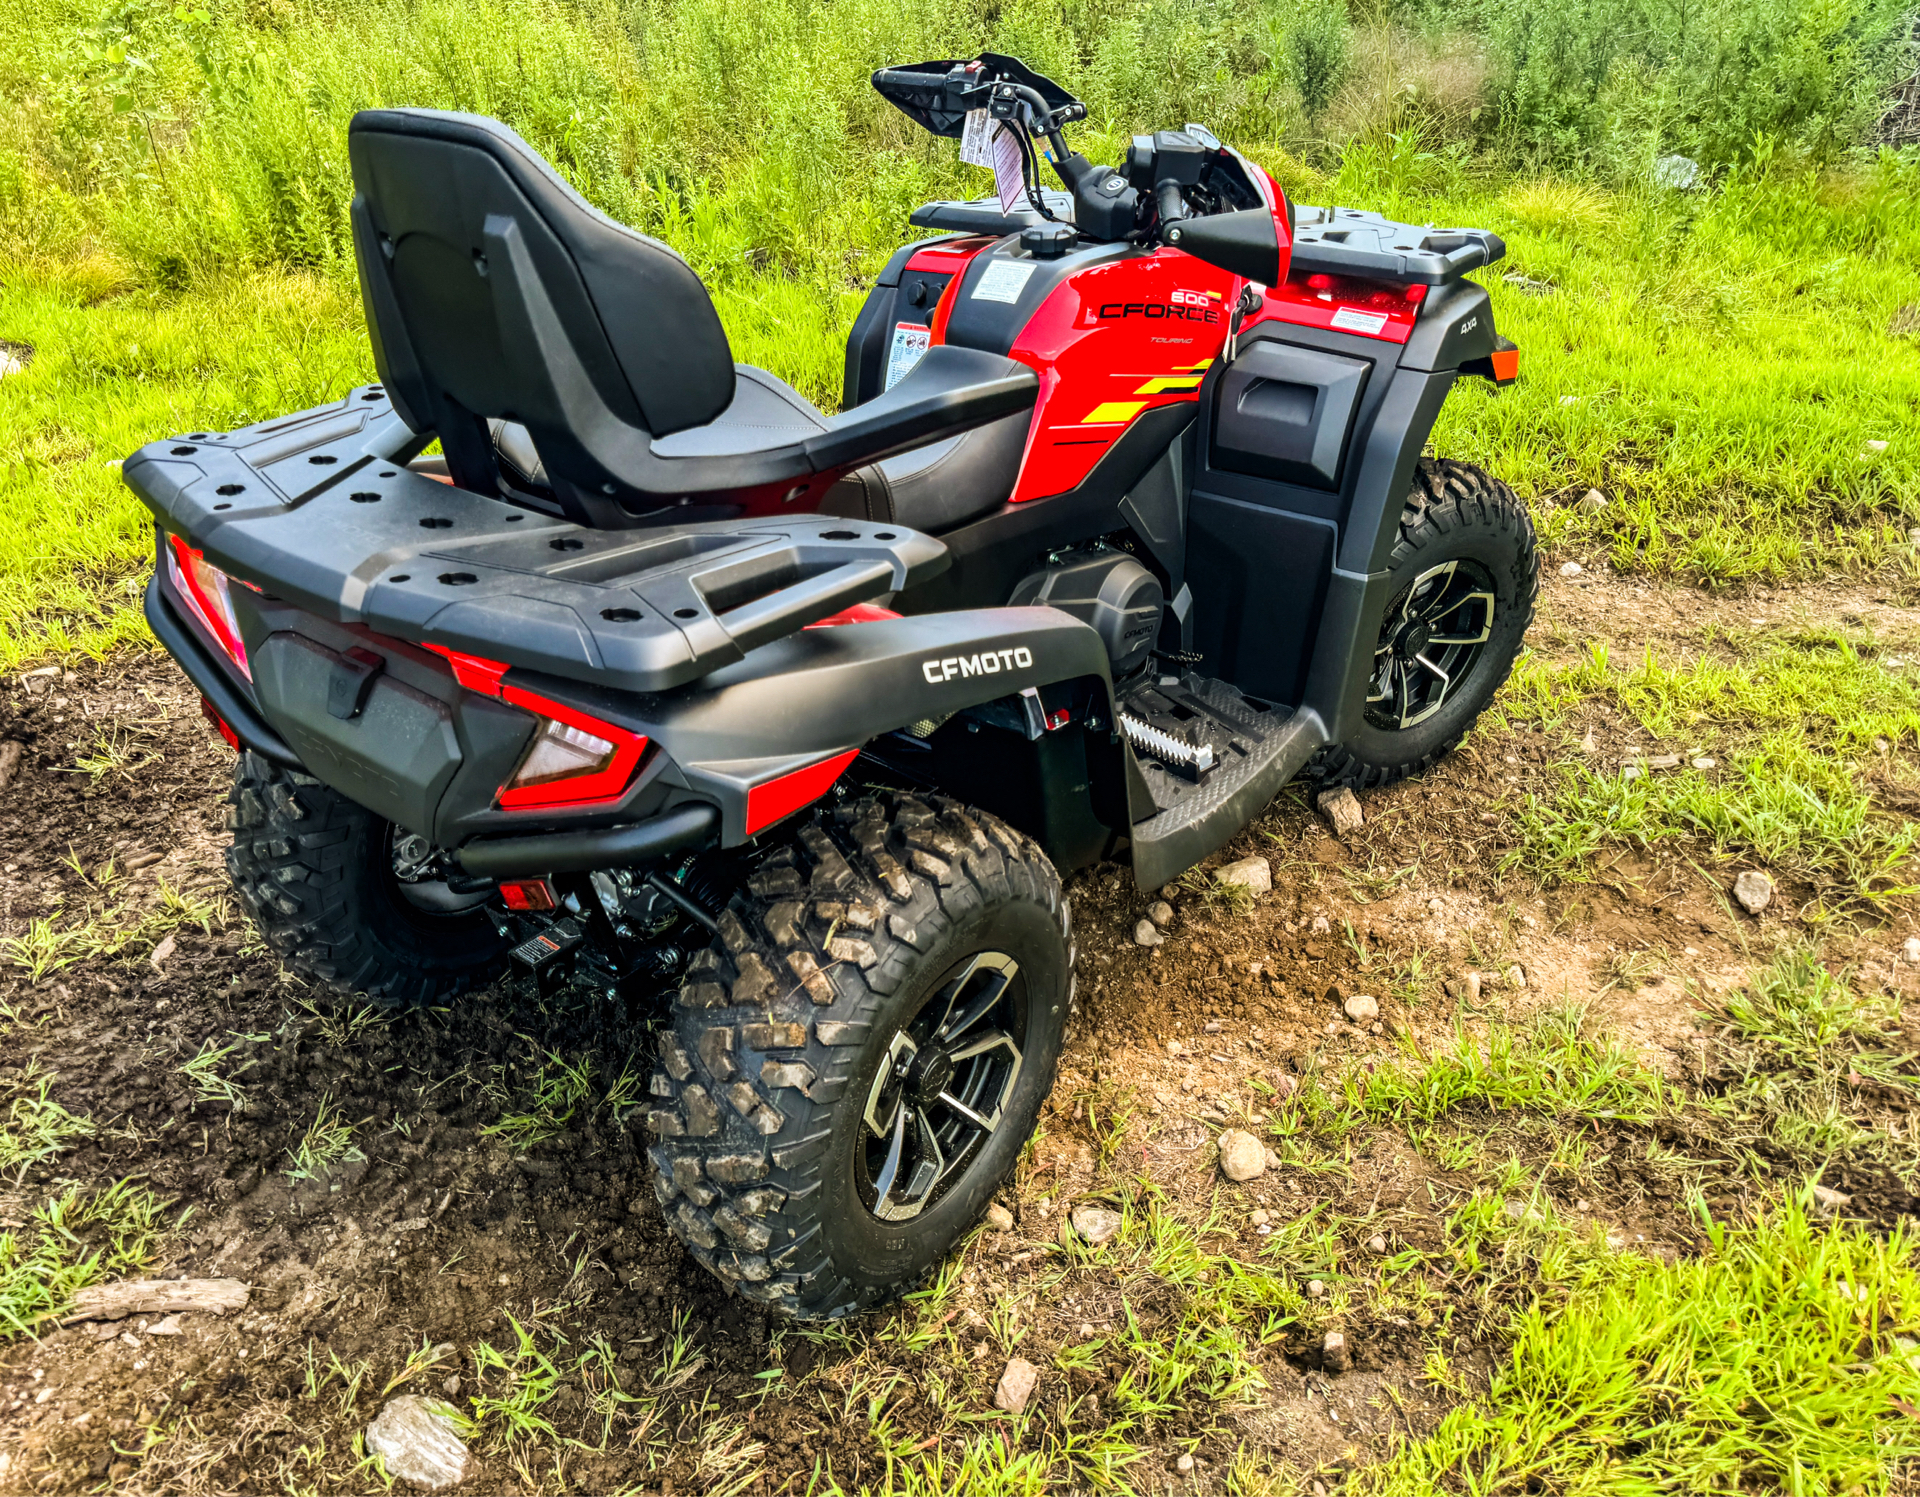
[125,56,1537,1316]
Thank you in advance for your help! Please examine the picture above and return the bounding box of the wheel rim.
[1364,559,1497,731]
[857,950,1027,1224]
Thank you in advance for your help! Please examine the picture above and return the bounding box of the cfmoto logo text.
[922,647,1034,683]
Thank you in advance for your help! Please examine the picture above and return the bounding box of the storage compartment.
[842,268,958,408]
[1210,341,1371,491]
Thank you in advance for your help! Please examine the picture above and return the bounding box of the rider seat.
[347,109,1037,531]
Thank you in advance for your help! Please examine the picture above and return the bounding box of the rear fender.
[530,606,1116,845]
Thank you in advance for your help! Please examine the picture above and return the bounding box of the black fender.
[519,606,1117,846]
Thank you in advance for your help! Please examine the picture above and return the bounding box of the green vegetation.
[1365,1201,1920,1495]
[480,1046,594,1148]
[0,0,1915,661]
[284,1090,367,1179]
[1506,627,1920,910]
[0,1179,174,1335]
[0,1065,95,1182]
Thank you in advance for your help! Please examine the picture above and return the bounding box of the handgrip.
[714,559,896,656]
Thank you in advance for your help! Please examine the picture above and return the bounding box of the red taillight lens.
[422,644,649,811]
[199,695,240,752]
[499,878,556,912]
[166,534,251,679]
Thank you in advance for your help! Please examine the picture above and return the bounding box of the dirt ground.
[0,559,1913,1495]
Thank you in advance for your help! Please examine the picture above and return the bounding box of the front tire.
[1311,457,1538,790]
[645,792,1072,1318]
[224,751,509,1006]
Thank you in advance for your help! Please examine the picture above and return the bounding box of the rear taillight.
[199,696,240,752]
[165,534,252,680]
[423,644,649,812]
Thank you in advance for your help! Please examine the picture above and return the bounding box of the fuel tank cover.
[1021,223,1077,259]
[1009,552,1164,681]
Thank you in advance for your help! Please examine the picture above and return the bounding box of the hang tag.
[885,322,931,390]
[960,109,994,167]
[991,124,1026,216]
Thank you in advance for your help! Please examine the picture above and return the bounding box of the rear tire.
[1310,457,1537,791]
[645,791,1072,1319]
[224,751,508,1006]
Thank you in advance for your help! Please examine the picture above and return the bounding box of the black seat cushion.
[822,413,1028,532]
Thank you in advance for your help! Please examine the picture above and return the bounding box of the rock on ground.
[1315,787,1364,838]
[1322,1330,1352,1375]
[1146,899,1174,926]
[1133,919,1164,947]
[1069,1204,1123,1245]
[985,1202,1014,1232]
[1733,869,1774,914]
[1812,1184,1851,1213]
[994,1356,1039,1413]
[1559,560,1584,577]
[1904,937,1920,965]
[1342,994,1379,1023]
[1576,488,1608,513]
[1217,1130,1266,1181]
[1215,856,1271,894]
[365,1395,472,1491]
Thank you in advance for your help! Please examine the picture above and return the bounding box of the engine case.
[1009,551,1163,681]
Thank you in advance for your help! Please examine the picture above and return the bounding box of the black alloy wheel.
[858,951,1027,1223]
[1364,558,1499,732]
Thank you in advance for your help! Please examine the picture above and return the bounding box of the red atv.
[126,55,1536,1316]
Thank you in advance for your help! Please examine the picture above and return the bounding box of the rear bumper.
[144,577,303,771]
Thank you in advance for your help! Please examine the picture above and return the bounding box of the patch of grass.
[0,1065,94,1182]
[284,1091,365,1180]
[0,1178,173,1336]
[481,1047,593,1149]
[1364,1200,1920,1495]
[1506,631,1920,907]
[0,877,227,980]
[177,1036,253,1109]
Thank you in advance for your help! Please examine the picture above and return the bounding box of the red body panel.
[1003,249,1242,501]
[1245,274,1426,346]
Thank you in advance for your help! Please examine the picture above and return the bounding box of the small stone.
[1506,964,1526,990]
[1653,152,1701,191]
[1305,1278,1327,1299]
[1069,1204,1123,1246]
[145,1315,184,1336]
[1146,900,1174,926]
[365,1395,472,1491]
[0,345,27,379]
[1811,1184,1851,1214]
[1863,439,1889,456]
[985,1203,1014,1232]
[1576,488,1608,513]
[1343,994,1379,1023]
[993,1356,1039,1414]
[1322,1330,1351,1375]
[1251,1209,1270,1226]
[1446,971,1482,1002]
[1133,919,1164,947]
[1316,788,1364,838]
[1264,1146,1283,1171]
[1559,561,1583,577]
[1580,728,1598,754]
[1216,856,1272,894]
[1367,1234,1388,1254]
[1160,884,1179,900]
[1692,756,1715,769]
[1175,1453,1195,1473]
[1904,937,1920,965]
[1217,1130,1267,1181]
[1733,870,1773,915]
[1310,915,1330,934]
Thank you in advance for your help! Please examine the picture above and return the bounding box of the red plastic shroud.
[928,163,1303,502]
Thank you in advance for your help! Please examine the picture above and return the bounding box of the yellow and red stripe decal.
[1081,360,1213,422]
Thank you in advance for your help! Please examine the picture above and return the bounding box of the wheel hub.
[858,950,1027,1223]
[1366,560,1498,732]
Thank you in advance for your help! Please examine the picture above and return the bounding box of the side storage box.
[1210,342,1371,491]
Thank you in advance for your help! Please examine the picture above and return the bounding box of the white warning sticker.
[972,259,1036,304]
[885,322,932,391]
[1330,305,1389,336]
[960,108,995,167]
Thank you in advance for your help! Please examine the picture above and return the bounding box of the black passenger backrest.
[347,109,735,520]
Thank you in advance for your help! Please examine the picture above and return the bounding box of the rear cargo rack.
[1287,206,1505,285]
[123,388,949,696]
